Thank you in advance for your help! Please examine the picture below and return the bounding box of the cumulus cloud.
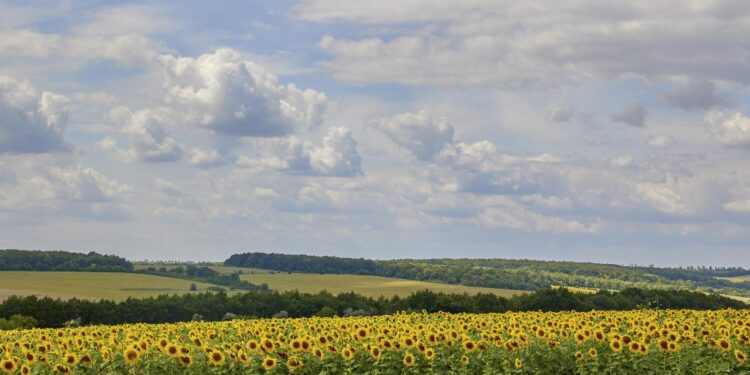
[0,75,71,154]
[705,110,750,147]
[287,127,363,177]
[0,159,133,220]
[99,107,184,162]
[611,100,647,127]
[369,110,454,160]
[186,148,227,168]
[0,29,165,67]
[301,1,750,86]
[662,80,729,111]
[547,105,574,123]
[647,134,675,149]
[159,48,328,137]
[73,4,180,36]
[723,199,750,213]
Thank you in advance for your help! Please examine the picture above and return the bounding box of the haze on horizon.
[1,0,749,267]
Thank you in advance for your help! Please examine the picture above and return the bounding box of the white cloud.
[705,110,750,147]
[73,5,180,36]
[368,110,454,160]
[611,100,647,127]
[186,148,227,168]
[0,75,71,154]
[301,1,750,86]
[287,127,364,177]
[100,107,184,163]
[547,105,574,123]
[0,29,166,67]
[723,199,750,213]
[0,158,133,220]
[159,48,329,137]
[647,134,675,149]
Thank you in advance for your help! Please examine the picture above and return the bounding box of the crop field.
[0,272,219,301]
[132,263,271,275]
[239,272,526,298]
[717,275,750,283]
[1,309,748,374]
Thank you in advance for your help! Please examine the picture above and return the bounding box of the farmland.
[0,272,219,301]
[1,309,748,374]
[239,272,526,298]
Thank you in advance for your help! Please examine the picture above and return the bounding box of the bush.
[316,306,337,317]
[0,314,38,330]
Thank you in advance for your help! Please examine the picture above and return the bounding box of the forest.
[0,287,744,329]
[225,252,750,296]
[0,249,132,272]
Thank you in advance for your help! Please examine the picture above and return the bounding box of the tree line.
[224,252,750,296]
[0,249,132,272]
[135,265,269,292]
[0,287,745,329]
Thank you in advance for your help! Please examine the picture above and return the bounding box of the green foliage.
[0,314,37,330]
[0,287,743,328]
[136,265,269,291]
[225,252,750,297]
[0,249,132,272]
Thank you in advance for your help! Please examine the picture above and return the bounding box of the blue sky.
[1,1,750,266]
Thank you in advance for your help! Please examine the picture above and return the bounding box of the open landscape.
[2,1,750,373]
[238,272,526,298]
[0,272,219,301]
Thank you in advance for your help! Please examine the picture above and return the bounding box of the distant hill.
[0,249,132,272]
[225,252,750,297]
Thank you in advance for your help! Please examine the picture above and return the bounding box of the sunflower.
[80,353,93,366]
[342,347,354,361]
[286,356,303,371]
[629,342,641,353]
[718,338,731,352]
[461,355,469,365]
[238,350,251,364]
[62,353,77,366]
[610,339,622,352]
[370,346,382,361]
[179,355,193,367]
[209,350,225,366]
[20,365,30,375]
[247,340,260,352]
[0,360,15,374]
[574,351,583,360]
[124,348,139,365]
[356,328,368,340]
[515,358,523,369]
[736,350,747,363]
[403,352,415,367]
[462,340,477,352]
[424,348,435,361]
[658,339,669,352]
[53,364,70,374]
[166,344,180,358]
[588,348,597,358]
[262,356,277,371]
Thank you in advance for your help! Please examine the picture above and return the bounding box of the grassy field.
[716,275,750,283]
[0,272,219,301]
[133,263,271,275]
[239,272,527,298]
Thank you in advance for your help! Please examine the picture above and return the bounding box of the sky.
[1,1,750,266]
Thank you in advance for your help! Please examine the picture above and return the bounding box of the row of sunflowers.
[1,309,748,374]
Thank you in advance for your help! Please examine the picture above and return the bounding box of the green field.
[133,263,271,275]
[239,272,527,298]
[0,272,219,301]
[716,275,750,283]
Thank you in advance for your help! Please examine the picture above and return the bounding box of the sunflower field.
[0,309,748,374]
